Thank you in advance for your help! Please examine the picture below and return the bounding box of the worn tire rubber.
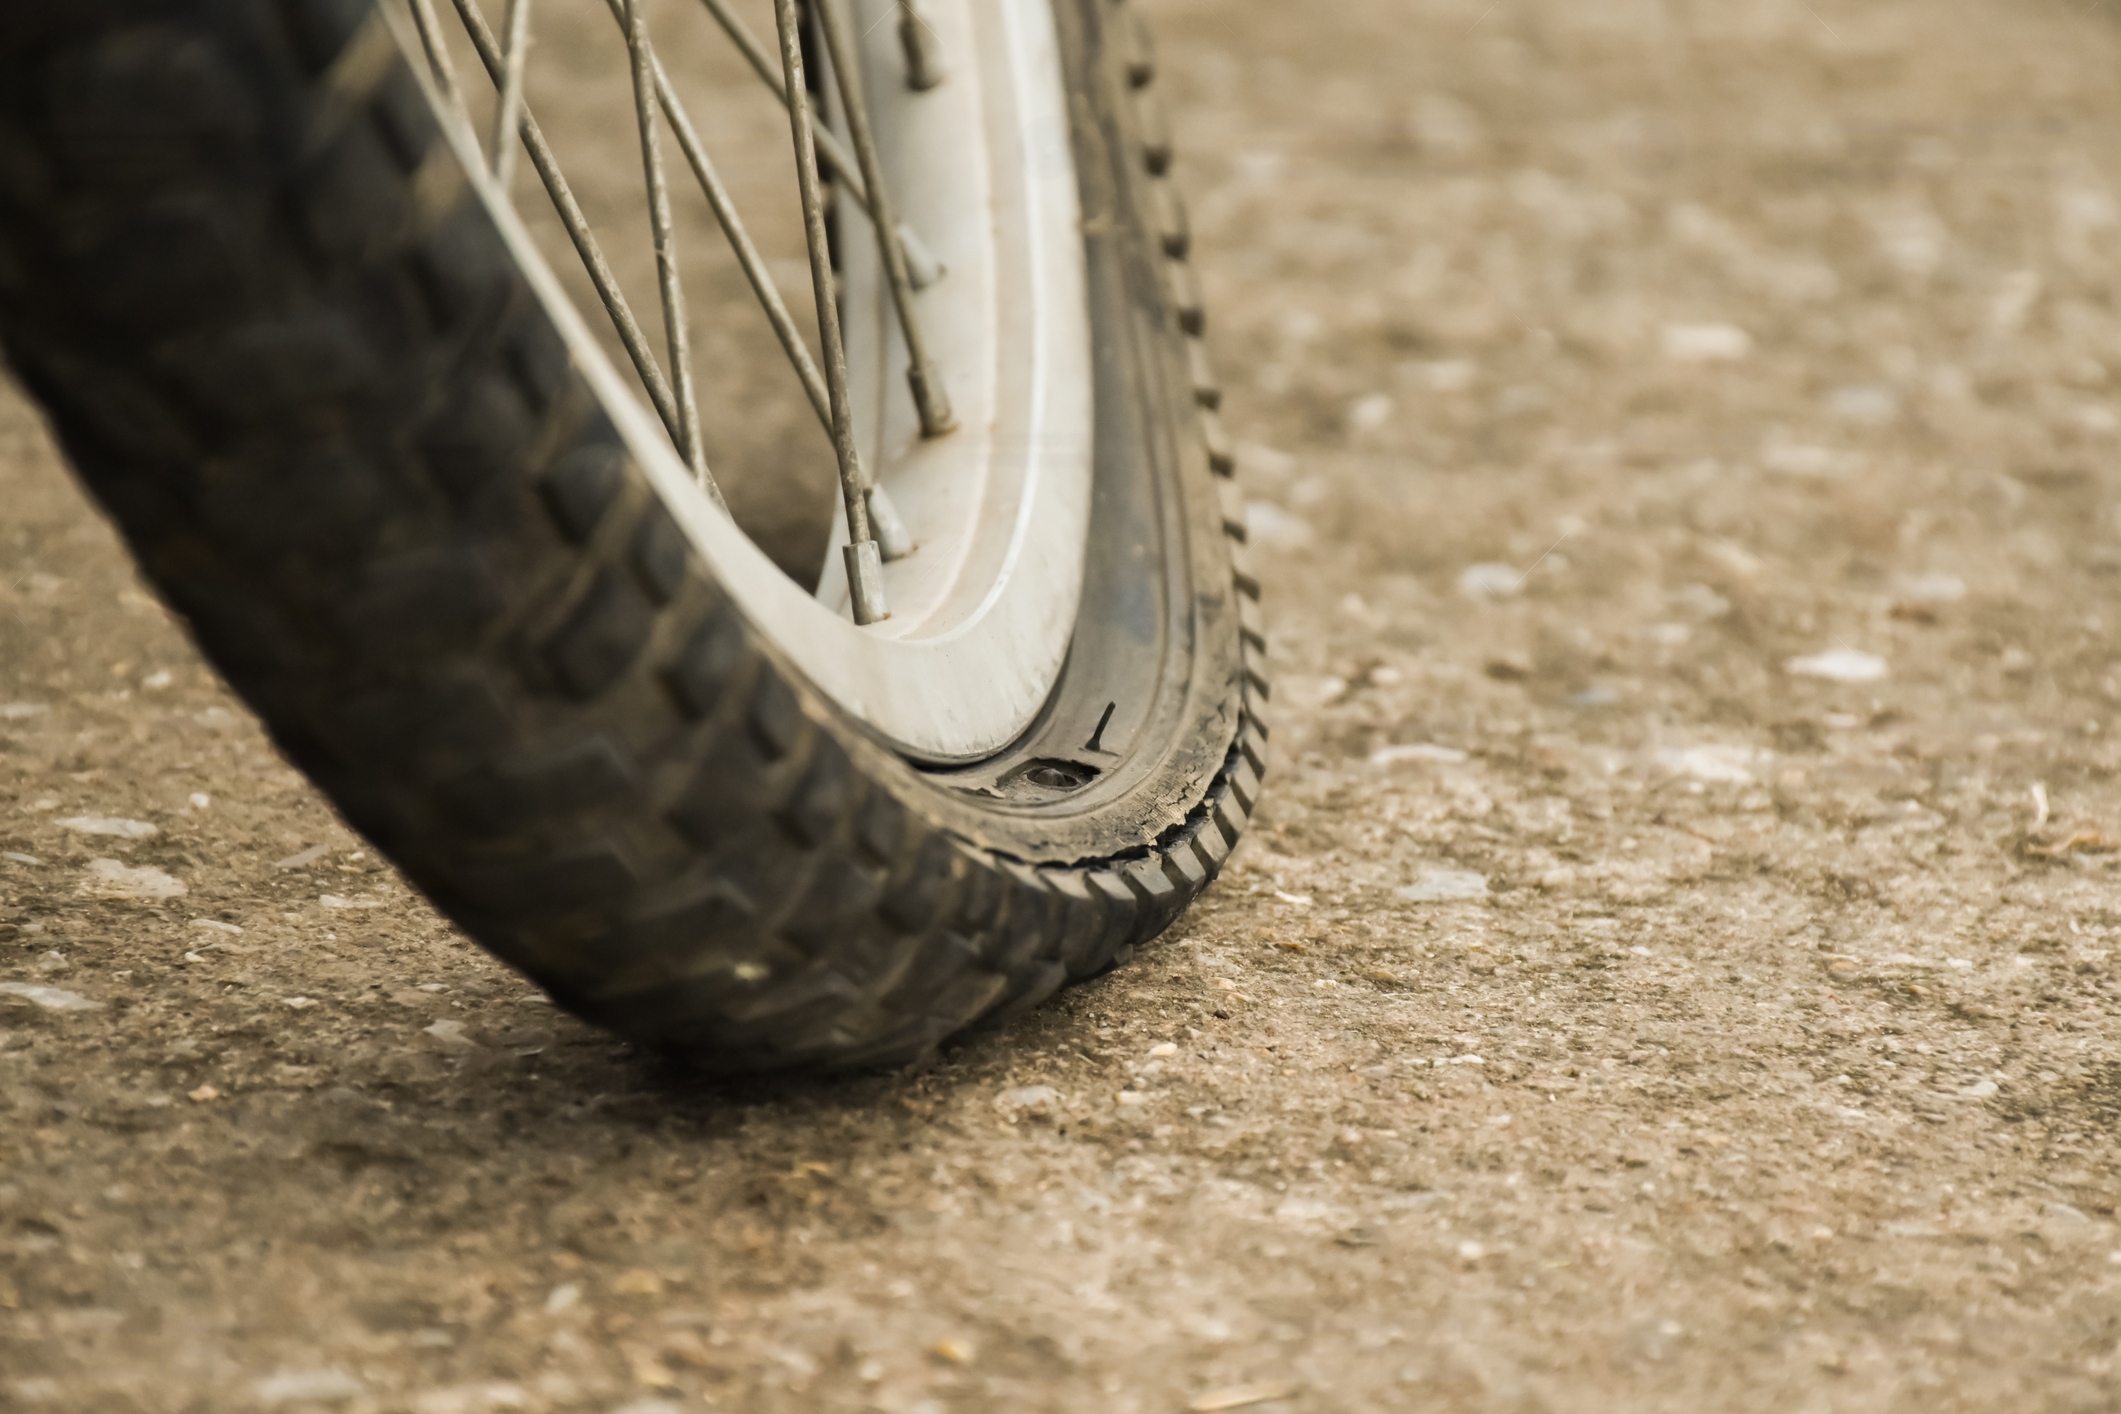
[0,0,1267,1069]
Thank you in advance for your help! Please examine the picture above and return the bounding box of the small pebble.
[1761,443,1857,479]
[1786,648,1888,683]
[1895,572,1966,604]
[1369,743,1469,766]
[0,982,99,1011]
[1396,869,1489,903]
[1347,392,1394,431]
[1457,562,1523,599]
[252,1370,362,1406]
[1661,322,1752,362]
[188,1085,221,1103]
[611,1268,663,1296]
[996,1085,1062,1120]
[79,858,185,900]
[58,816,157,840]
[422,1020,478,1052]
[1190,1383,1302,1413]
[1660,745,1757,784]
[1245,501,1316,551]
[1828,385,1901,423]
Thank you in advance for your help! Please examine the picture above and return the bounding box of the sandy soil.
[7,0,2121,1409]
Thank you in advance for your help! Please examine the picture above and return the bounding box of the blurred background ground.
[7,0,2121,1409]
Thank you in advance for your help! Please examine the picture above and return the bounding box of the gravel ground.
[8,0,2121,1410]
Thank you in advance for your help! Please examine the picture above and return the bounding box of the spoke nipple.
[866,485,917,561]
[845,540,890,625]
[898,3,946,90]
[909,366,956,438]
[899,224,946,289]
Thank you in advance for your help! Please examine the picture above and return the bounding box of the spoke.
[896,0,944,90]
[600,0,832,434]
[815,0,954,437]
[448,0,727,510]
[624,0,706,482]
[407,0,468,115]
[489,0,532,187]
[770,0,887,624]
[693,0,867,213]
[693,0,944,291]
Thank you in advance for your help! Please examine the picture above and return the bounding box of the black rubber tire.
[0,0,1268,1069]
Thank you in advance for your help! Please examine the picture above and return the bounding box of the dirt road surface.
[8,0,2121,1409]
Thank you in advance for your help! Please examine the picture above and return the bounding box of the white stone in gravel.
[58,816,157,840]
[1411,358,1477,392]
[1786,648,1888,683]
[1761,442,1859,479]
[1895,572,1966,604]
[1272,1196,1346,1226]
[1828,385,1901,423]
[1245,501,1316,551]
[997,1085,1062,1120]
[1960,1078,1999,1099]
[190,918,243,934]
[0,702,47,719]
[320,894,383,909]
[0,982,100,1011]
[1457,563,1523,599]
[423,1020,478,1051]
[1235,439,1298,478]
[1370,743,1469,766]
[252,1369,362,1405]
[79,858,185,900]
[1659,745,1758,784]
[1397,870,1489,902]
[2,852,40,866]
[1347,392,1394,432]
[1661,322,1752,362]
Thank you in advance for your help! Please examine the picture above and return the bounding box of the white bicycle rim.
[438,0,1093,765]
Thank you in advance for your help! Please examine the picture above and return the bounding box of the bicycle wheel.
[0,0,1266,1069]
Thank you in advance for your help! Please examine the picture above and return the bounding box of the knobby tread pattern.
[0,0,1268,1069]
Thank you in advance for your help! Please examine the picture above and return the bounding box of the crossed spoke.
[411,0,955,616]
[447,0,727,506]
